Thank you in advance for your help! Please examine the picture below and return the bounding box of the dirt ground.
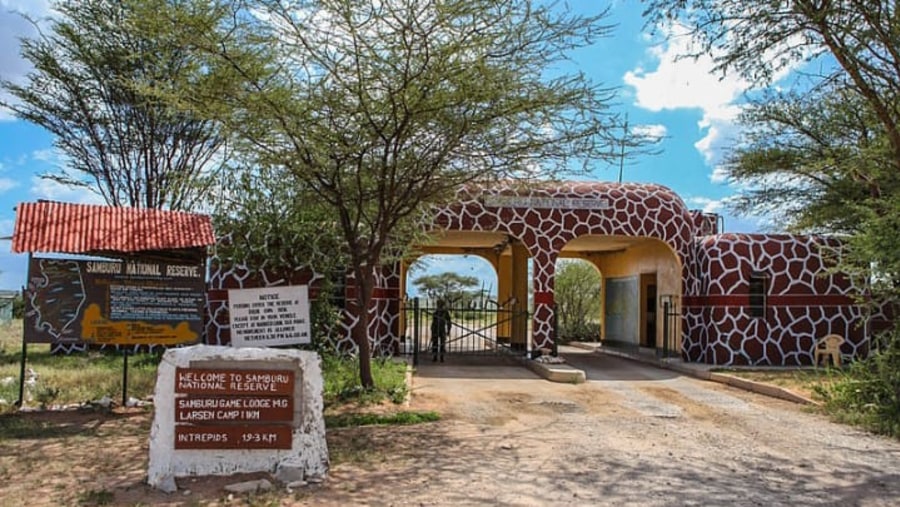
[2,348,900,506]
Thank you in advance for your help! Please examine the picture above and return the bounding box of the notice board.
[228,285,311,347]
[24,257,205,345]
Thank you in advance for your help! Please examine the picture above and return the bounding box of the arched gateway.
[210,181,884,366]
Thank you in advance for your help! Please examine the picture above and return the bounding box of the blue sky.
[0,0,799,291]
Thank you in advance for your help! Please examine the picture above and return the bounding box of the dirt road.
[3,347,899,506]
[309,347,900,506]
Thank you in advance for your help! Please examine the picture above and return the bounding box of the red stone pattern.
[432,182,695,351]
[206,234,401,355]
[684,234,869,365]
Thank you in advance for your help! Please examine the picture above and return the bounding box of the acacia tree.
[1,0,232,209]
[190,0,647,388]
[554,259,601,341]
[643,1,900,432]
[642,1,900,301]
[412,272,480,304]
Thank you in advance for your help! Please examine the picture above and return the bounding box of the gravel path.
[308,348,900,506]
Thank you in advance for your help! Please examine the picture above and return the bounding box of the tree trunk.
[352,266,376,389]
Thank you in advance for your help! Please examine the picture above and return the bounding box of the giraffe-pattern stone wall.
[206,245,401,356]
[40,182,886,366]
[429,182,883,365]
[432,181,695,351]
[684,234,872,365]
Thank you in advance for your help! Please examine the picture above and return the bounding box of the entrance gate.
[402,298,529,365]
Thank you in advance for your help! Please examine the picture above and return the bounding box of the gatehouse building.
[207,181,888,366]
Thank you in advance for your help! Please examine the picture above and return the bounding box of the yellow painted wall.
[572,239,681,350]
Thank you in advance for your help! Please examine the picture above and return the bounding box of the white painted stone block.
[147,345,329,491]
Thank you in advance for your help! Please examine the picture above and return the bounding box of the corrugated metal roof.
[11,201,215,254]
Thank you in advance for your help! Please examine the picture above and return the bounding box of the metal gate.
[402,297,529,365]
[659,295,680,358]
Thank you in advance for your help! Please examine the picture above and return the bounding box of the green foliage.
[643,1,900,435]
[555,260,601,342]
[212,165,348,277]
[411,271,480,304]
[1,0,235,209]
[321,355,408,407]
[325,411,440,429]
[176,0,652,387]
[559,322,602,343]
[816,329,900,438]
[11,294,23,320]
[0,352,160,415]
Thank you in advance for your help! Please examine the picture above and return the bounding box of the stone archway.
[431,181,694,351]
[559,236,682,351]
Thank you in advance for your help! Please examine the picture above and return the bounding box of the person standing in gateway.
[431,299,452,362]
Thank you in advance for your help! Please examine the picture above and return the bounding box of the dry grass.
[714,367,840,400]
[0,320,160,411]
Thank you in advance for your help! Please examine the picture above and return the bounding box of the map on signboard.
[28,259,87,343]
[24,257,205,345]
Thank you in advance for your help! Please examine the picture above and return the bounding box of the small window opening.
[748,271,767,318]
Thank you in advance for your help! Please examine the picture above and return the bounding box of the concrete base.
[590,344,818,406]
[519,357,586,383]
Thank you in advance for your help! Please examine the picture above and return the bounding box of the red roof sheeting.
[11,201,215,254]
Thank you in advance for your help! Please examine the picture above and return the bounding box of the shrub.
[321,355,408,407]
[558,321,601,343]
[816,327,900,438]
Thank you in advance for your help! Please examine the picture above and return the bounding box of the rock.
[224,479,273,494]
[155,475,177,494]
[275,463,306,484]
[125,396,146,408]
[286,480,308,489]
[95,395,113,408]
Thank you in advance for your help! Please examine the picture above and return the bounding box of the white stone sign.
[482,194,610,210]
[228,285,311,347]
[148,345,329,492]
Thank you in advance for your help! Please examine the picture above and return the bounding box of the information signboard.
[227,285,311,347]
[24,257,205,345]
[173,367,296,450]
[174,425,293,450]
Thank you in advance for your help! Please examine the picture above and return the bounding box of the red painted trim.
[533,291,554,305]
[683,294,858,307]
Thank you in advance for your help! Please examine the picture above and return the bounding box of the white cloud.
[623,23,748,167]
[631,123,667,141]
[0,218,13,236]
[0,177,17,193]
[709,166,729,184]
[31,147,60,163]
[685,196,724,214]
[0,0,53,121]
[623,25,747,116]
[30,175,103,205]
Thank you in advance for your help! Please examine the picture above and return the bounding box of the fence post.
[552,303,559,357]
[662,299,670,358]
[413,297,420,367]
